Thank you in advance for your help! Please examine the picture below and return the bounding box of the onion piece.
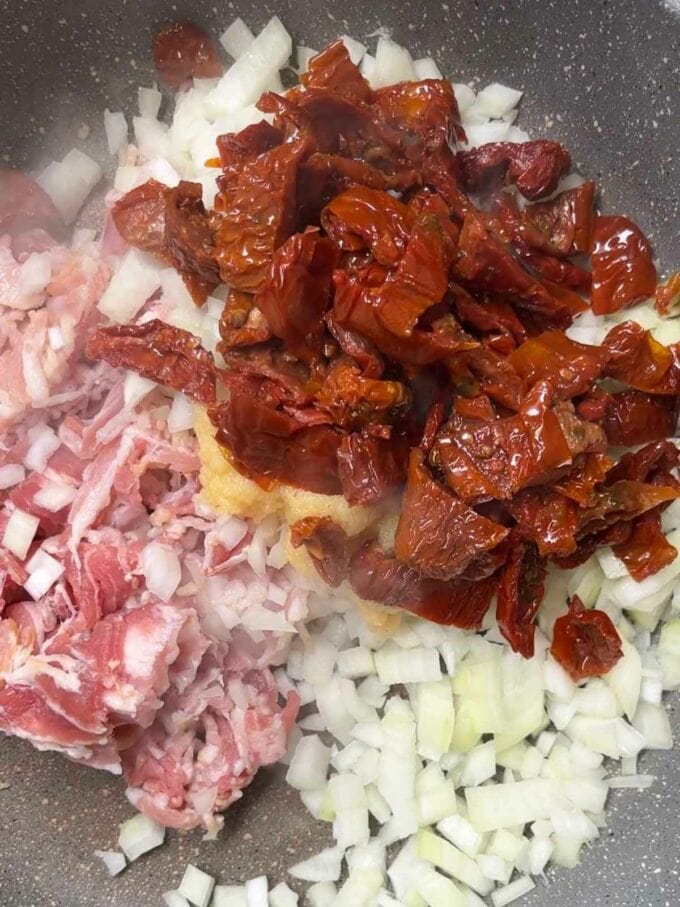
[413,57,443,79]
[33,481,77,512]
[285,735,331,791]
[178,864,215,907]
[117,814,165,861]
[372,37,417,88]
[25,548,65,599]
[269,882,298,907]
[306,882,337,907]
[436,814,483,858]
[329,771,369,849]
[0,464,26,490]
[244,875,269,907]
[220,18,255,58]
[465,779,562,832]
[94,849,126,877]
[104,110,128,155]
[163,893,191,907]
[98,248,162,324]
[167,393,196,433]
[123,371,157,410]
[340,35,366,65]
[416,829,494,896]
[141,542,182,602]
[475,83,523,117]
[632,702,673,749]
[289,845,343,883]
[374,645,441,685]
[139,86,162,118]
[212,887,248,907]
[3,508,40,560]
[24,424,60,473]
[491,876,536,907]
[37,149,102,224]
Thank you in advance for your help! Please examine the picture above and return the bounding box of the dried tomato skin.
[655,272,680,316]
[590,215,657,315]
[602,390,678,447]
[550,596,623,681]
[212,138,309,290]
[508,331,606,400]
[152,21,223,87]
[0,169,65,239]
[457,140,571,200]
[210,391,343,495]
[612,509,678,582]
[86,320,216,404]
[164,181,219,287]
[218,289,272,349]
[290,516,364,586]
[216,121,284,170]
[507,488,580,557]
[496,538,546,657]
[322,186,414,265]
[337,431,405,505]
[255,229,339,363]
[395,449,509,580]
[602,321,680,395]
[317,359,409,429]
[112,179,168,253]
[301,40,374,103]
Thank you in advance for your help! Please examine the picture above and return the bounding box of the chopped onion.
[178,864,215,907]
[33,481,77,512]
[608,773,655,790]
[374,644,441,685]
[139,86,162,118]
[285,735,331,791]
[24,424,60,473]
[98,248,162,324]
[117,814,165,861]
[302,638,337,686]
[269,882,298,907]
[212,886,248,907]
[436,814,483,858]
[289,845,343,883]
[452,83,476,114]
[0,464,25,490]
[104,110,128,155]
[244,875,269,907]
[141,541,182,602]
[3,507,40,560]
[220,18,255,58]
[94,849,126,877]
[477,853,512,884]
[333,867,383,907]
[417,829,494,896]
[465,779,561,832]
[460,741,496,787]
[415,679,455,758]
[19,251,51,296]
[37,149,102,224]
[167,393,195,433]
[123,371,157,410]
[490,876,535,907]
[413,57,443,79]
[163,893,191,907]
[605,638,642,720]
[340,35,366,65]
[306,882,337,907]
[632,702,673,749]
[25,548,64,599]
[329,771,369,849]
[337,646,375,679]
[475,83,523,117]
[372,37,417,88]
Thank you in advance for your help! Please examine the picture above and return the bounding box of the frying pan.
[0,1,679,905]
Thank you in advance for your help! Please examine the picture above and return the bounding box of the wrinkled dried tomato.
[508,331,606,399]
[457,140,571,200]
[152,21,223,87]
[591,215,657,315]
[612,509,678,582]
[655,272,680,316]
[496,537,547,657]
[602,321,680,394]
[87,320,216,404]
[336,431,405,505]
[602,390,678,447]
[550,595,622,681]
[112,179,167,252]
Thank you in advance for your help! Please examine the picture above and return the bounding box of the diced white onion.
[289,845,343,883]
[104,110,128,155]
[244,875,269,907]
[374,645,441,685]
[475,83,523,117]
[139,86,162,118]
[178,864,215,907]
[37,149,102,224]
[123,371,156,410]
[19,251,51,296]
[285,735,331,791]
[25,548,65,599]
[413,57,443,79]
[220,18,255,58]
[372,37,417,88]
[491,876,536,907]
[0,464,25,490]
[3,508,40,560]
[24,424,60,473]
[306,882,337,907]
[98,248,162,324]
[141,541,182,602]
[167,394,196,434]
[212,886,248,907]
[163,892,191,907]
[341,35,366,65]
[117,814,165,861]
[94,850,126,877]
[268,882,298,907]
[33,481,77,512]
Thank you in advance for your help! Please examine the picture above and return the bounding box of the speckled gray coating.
[0,1,678,906]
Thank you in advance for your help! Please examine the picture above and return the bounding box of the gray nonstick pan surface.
[0,1,679,905]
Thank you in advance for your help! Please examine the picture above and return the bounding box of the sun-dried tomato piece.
[550,595,622,681]
[497,181,595,258]
[496,537,546,657]
[337,431,405,505]
[613,509,678,582]
[301,40,374,103]
[112,179,168,252]
[602,321,680,394]
[254,229,339,363]
[555,453,613,507]
[218,289,272,349]
[457,140,571,200]
[374,78,467,152]
[212,137,309,290]
[219,347,312,408]
[454,213,573,329]
[602,390,679,447]
[325,312,384,378]
[591,215,657,315]
[508,487,580,557]
[395,449,509,580]
[316,359,409,428]
[508,331,607,399]
[290,516,367,586]
[524,253,592,293]
[87,320,216,404]
[210,391,342,495]
[606,439,680,485]
[152,21,223,87]
[0,169,65,239]
[453,395,495,421]
[322,186,415,264]
[164,181,219,283]
[451,285,527,350]
[216,121,284,170]
[655,272,680,316]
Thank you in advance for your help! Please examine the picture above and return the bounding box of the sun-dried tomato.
[550,596,622,681]
[316,359,409,428]
[218,289,272,349]
[555,453,613,507]
[212,137,309,290]
[301,40,374,103]
[591,215,657,315]
[457,140,571,200]
[152,21,223,87]
[210,391,342,495]
[606,439,680,485]
[254,229,339,363]
[524,252,592,292]
[112,179,167,253]
[374,78,467,154]
[602,321,680,394]
[336,431,405,505]
[322,186,415,264]
[87,320,216,404]
[496,537,546,657]
[655,272,680,316]
[508,487,580,557]
[453,394,495,421]
[290,516,367,586]
[395,449,509,580]
[602,390,679,447]
[216,121,284,170]
[612,509,678,582]
[0,169,65,239]
[508,331,606,399]
[164,181,219,286]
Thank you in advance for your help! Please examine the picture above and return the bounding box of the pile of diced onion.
[33,14,680,907]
